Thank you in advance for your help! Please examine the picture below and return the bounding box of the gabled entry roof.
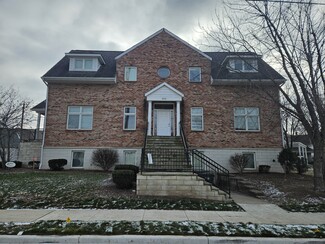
[145,82,184,102]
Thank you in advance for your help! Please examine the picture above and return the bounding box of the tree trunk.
[323,145,325,181]
[313,141,325,192]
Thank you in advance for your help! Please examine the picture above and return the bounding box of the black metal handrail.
[140,121,230,196]
[179,121,191,167]
[140,123,148,172]
[141,148,192,172]
[179,121,188,151]
[190,149,230,196]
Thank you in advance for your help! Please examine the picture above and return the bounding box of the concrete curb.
[0,235,324,244]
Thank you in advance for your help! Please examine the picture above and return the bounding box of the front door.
[156,109,171,136]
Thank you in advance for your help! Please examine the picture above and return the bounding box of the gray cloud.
[0,0,219,123]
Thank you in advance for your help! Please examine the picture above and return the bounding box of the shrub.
[13,161,23,168]
[92,149,118,171]
[278,148,297,174]
[112,169,134,189]
[295,158,308,175]
[259,165,271,173]
[28,161,40,168]
[114,164,139,181]
[48,159,67,171]
[229,154,248,174]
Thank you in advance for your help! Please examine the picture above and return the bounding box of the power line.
[247,0,325,6]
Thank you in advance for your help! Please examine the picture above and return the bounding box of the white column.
[147,101,152,136]
[176,101,181,136]
[35,113,41,140]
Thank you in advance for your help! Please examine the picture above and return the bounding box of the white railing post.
[176,101,180,136]
[147,101,152,136]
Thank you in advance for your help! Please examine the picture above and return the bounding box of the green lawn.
[0,171,242,211]
[1,220,324,237]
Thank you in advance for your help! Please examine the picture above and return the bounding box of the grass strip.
[1,197,243,211]
[0,221,324,238]
[280,203,325,212]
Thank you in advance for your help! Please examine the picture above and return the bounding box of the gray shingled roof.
[31,100,46,110]
[43,50,122,78]
[42,50,284,81]
[206,52,284,81]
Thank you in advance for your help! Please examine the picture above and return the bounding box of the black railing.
[141,148,192,172]
[179,121,188,150]
[140,124,148,172]
[190,149,230,196]
[140,122,230,196]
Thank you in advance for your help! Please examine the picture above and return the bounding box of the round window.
[157,67,170,79]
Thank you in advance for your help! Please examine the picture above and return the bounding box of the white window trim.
[70,58,98,71]
[123,150,137,165]
[243,152,256,170]
[123,106,136,130]
[67,106,93,130]
[234,107,260,132]
[71,150,85,168]
[189,67,202,82]
[191,107,204,131]
[228,59,258,73]
[124,66,137,81]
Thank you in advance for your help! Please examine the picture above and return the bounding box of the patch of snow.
[251,180,286,199]
[303,196,325,204]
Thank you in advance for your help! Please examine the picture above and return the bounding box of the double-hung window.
[124,150,137,165]
[67,106,93,130]
[74,59,94,71]
[243,152,255,169]
[229,59,258,72]
[189,67,201,82]
[72,151,84,168]
[234,107,260,131]
[191,107,203,131]
[124,66,137,81]
[124,107,136,130]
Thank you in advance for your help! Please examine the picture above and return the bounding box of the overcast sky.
[0,0,219,119]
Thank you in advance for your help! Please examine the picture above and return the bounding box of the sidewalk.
[0,193,324,225]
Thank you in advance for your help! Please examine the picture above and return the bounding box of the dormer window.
[73,59,94,70]
[67,53,105,72]
[228,59,258,72]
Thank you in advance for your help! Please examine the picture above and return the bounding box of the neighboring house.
[17,100,45,165]
[0,128,38,163]
[290,135,314,164]
[40,28,285,174]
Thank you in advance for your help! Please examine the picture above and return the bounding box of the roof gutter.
[41,76,116,85]
[211,78,286,86]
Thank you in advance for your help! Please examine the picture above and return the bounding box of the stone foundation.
[137,172,228,201]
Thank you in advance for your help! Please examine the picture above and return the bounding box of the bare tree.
[282,110,306,149]
[0,86,33,167]
[200,0,325,191]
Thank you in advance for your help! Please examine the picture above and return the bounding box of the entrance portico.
[145,82,184,136]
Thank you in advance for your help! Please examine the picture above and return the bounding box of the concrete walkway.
[0,193,324,225]
[1,193,324,243]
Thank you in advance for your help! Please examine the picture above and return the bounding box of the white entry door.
[156,109,171,136]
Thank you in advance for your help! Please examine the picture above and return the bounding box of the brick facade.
[44,31,282,150]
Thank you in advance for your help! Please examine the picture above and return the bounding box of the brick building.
[40,28,285,173]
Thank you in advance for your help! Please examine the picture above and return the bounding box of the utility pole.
[20,102,25,142]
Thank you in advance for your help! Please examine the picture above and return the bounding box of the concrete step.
[146,145,184,149]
